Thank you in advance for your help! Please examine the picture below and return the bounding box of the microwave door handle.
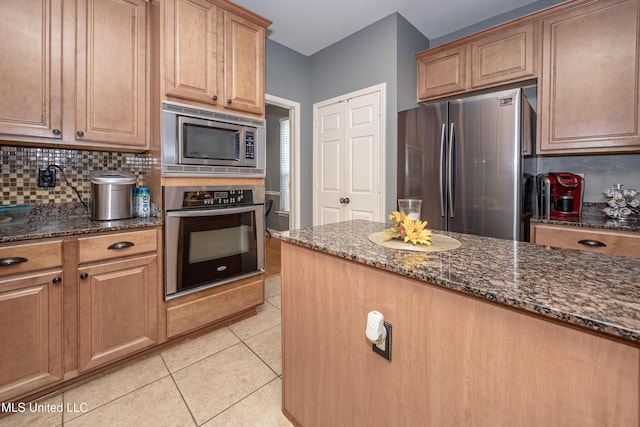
[166,206,262,217]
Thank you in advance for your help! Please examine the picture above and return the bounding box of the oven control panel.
[182,189,254,208]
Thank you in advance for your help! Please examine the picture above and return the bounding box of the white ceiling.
[232,0,541,56]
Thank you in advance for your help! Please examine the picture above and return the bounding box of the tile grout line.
[198,375,283,426]
[62,373,173,425]
[161,354,199,426]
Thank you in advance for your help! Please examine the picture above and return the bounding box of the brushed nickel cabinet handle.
[107,241,135,250]
[578,239,606,247]
[0,256,28,267]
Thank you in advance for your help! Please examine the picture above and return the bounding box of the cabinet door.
[0,0,62,139]
[223,11,265,115]
[539,0,640,154]
[78,254,158,372]
[75,0,147,148]
[417,45,469,101]
[471,22,536,89]
[0,271,63,402]
[164,0,220,106]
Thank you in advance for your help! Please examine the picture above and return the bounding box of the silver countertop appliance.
[90,171,137,220]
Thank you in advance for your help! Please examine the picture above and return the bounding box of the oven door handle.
[165,206,262,217]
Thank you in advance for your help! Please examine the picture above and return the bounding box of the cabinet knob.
[52,128,61,136]
[52,276,62,284]
[212,95,218,101]
[80,272,89,280]
[77,130,85,137]
[227,99,232,104]
[339,197,350,205]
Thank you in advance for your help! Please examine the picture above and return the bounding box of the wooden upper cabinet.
[76,0,148,148]
[163,0,220,106]
[223,11,265,115]
[0,0,62,139]
[539,0,640,154]
[417,45,469,100]
[471,22,536,89]
[417,20,536,102]
[162,0,270,116]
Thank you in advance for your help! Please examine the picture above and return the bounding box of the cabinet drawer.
[0,240,62,277]
[532,224,640,258]
[78,228,157,264]
[166,277,264,338]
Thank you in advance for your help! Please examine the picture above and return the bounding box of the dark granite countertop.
[531,214,640,233]
[278,220,640,344]
[530,202,640,233]
[0,213,163,243]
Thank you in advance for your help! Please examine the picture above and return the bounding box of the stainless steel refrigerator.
[397,88,536,241]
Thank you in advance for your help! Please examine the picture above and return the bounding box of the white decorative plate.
[368,232,461,253]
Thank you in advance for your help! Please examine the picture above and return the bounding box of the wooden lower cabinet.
[281,242,639,427]
[0,225,265,401]
[0,270,64,402]
[531,223,640,258]
[74,228,160,373]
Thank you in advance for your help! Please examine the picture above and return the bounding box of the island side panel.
[280,242,639,427]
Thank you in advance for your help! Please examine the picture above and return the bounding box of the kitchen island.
[278,220,639,427]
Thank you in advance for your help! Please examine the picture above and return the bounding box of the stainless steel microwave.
[161,101,266,176]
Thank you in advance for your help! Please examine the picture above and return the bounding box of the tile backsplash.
[1,145,151,206]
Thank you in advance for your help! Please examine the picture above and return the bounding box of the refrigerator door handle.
[439,123,446,217]
[448,122,455,218]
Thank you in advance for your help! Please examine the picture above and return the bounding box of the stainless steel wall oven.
[164,185,265,299]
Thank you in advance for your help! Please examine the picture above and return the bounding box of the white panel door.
[344,91,381,222]
[315,101,344,225]
[313,84,385,226]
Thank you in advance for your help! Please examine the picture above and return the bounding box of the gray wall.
[266,14,428,226]
[397,14,430,112]
[309,13,399,218]
[264,39,312,226]
[536,155,640,202]
[430,0,565,47]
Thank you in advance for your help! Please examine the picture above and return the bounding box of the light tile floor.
[1,275,292,427]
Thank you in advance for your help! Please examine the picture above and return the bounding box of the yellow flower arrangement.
[383,211,433,246]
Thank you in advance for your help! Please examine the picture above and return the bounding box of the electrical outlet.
[38,169,56,188]
[372,321,392,361]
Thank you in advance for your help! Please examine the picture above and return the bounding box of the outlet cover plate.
[38,169,56,187]
[372,321,392,361]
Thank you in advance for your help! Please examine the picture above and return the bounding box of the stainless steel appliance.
[536,172,584,218]
[164,184,265,299]
[89,171,137,220]
[161,101,266,177]
[397,88,536,241]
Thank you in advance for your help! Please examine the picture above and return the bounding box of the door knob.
[339,197,350,204]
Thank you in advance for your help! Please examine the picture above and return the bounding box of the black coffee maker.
[536,172,584,218]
